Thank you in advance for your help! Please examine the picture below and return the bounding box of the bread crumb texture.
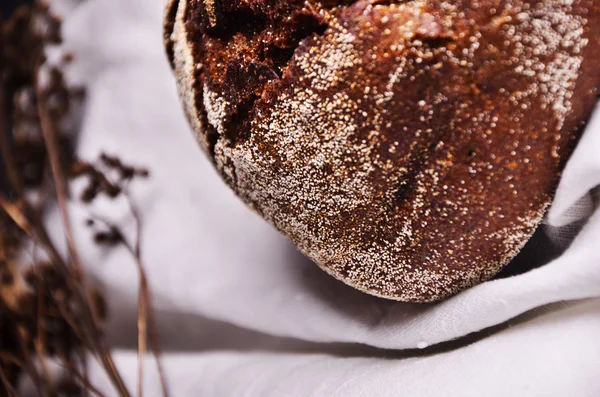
[165,0,600,301]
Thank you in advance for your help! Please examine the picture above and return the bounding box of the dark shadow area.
[100,282,581,361]
[495,226,565,279]
[0,0,34,17]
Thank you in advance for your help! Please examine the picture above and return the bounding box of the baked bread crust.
[165,0,600,302]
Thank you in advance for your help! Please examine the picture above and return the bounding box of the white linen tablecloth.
[45,0,600,395]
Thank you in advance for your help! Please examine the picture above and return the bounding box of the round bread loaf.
[164,0,600,302]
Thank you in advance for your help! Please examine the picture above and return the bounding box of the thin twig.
[2,7,138,396]
[0,195,32,235]
[34,272,52,389]
[86,164,161,397]
[90,196,169,397]
[0,78,24,197]
[36,71,85,298]
[0,193,130,397]
[35,71,131,397]
[32,168,53,215]
[146,292,168,396]
[0,194,98,348]
[80,340,91,397]
[0,353,25,368]
[137,288,147,397]
[54,295,86,342]
[125,191,169,397]
[56,352,107,397]
[0,188,110,397]
[0,365,19,397]
[0,192,68,271]
[16,325,49,397]
[126,185,148,397]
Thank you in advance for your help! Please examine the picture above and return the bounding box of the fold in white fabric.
[89,299,600,397]
[45,0,600,395]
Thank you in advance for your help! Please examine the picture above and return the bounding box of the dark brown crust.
[167,0,600,301]
[185,0,333,147]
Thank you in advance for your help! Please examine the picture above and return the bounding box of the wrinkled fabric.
[43,0,600,395]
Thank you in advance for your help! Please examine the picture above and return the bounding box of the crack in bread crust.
[166,0,600,301]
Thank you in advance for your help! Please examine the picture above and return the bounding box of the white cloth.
[47,0,600,395]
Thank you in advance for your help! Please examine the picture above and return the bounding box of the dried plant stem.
[35,75,131,397]
[57,353,107,397]
[0,196,34,237]
[80,347,91,397]
[137,287,147,397]
[16,326,49,397]
[0,78,24,197]
[0,73,50,397]
[126,194,170,397]
[1,42,167,394]
[36,73,85,296]
[0,193,67,278]
[0,83,131,395]
[0,194,111,395]
[129,191,148,397]
[55,301,86,342]
[0,366,18,397]
[34,274,52,390]
[91,192,170,397]
[0,353,25,368]
[0,234,23,311]
[0,6,165,396]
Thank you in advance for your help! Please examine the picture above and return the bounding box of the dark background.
[1,0,34,18]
